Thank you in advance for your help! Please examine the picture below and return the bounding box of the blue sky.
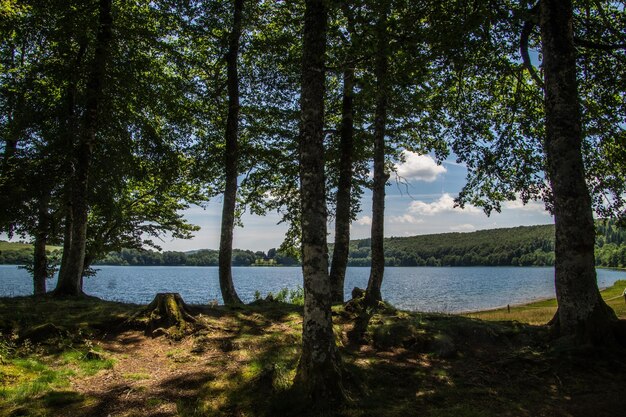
[1,153,554,253]
[164,152,554,253]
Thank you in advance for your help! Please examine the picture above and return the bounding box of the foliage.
[18,249,61,280]
[95,247,259,267]
[253,286,304,305]
[342,222,626,268]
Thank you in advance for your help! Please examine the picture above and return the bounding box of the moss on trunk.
[132,293,197,340]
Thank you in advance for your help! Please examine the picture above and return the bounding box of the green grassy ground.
[0,241,62,252]
[0,285,625,417]
[466,279,626,324]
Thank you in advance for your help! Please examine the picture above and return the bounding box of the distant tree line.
[93,247,299,267]
[7,223,625,269]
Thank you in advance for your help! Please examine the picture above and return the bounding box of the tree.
[0,0,62,295]
[329,3,358,304]
[434,0,624,343]
[218,0,245,306]
[293,0,344,406]
[364,0,391,306]
[539,0,618,343]
[54,0,113,296]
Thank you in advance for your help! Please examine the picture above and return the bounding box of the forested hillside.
[347,222,626,268]
[347,225,556,267]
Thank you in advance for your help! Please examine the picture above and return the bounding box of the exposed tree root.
[128,293,198,340]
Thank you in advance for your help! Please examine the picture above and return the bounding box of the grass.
[466,279,626,323]
[0,282,625,417]
[61,349,115,375]
[124,372,152,381]
[0,294,142,332]
[0,356,77,416]
[0,240,62,252]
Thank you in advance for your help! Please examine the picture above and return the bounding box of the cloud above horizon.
[355,215,372,226]
[407,193,481,216]
[395,152,446,182]
[503,198,547,213]
[449,223,476,232]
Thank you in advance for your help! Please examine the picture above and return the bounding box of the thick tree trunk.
[539,0,618,344]
[329,65,355,304]
[131,293,197,340]
[218,0,244,306]
[365,3,390,307]
[56,42,86,284]
[55,0,112,297]
[293,0,344,407]
[33,191,51,295]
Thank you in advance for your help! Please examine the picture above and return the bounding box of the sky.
[163,152,554,253]
[1,152,554,253]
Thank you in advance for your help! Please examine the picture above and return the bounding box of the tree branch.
[520,2,544,89]
[574,37,626,51]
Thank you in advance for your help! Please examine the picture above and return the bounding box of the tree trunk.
[57,210,72,281]
[293,0,344,407]
[539,0,618,344]
[131,293,197,340]
[33,191,51,295]
[329,65,355,304]
[365,2,390,307]
[218,0,244,306]
[56,41,86,284]
[2,44,19,172]
[55,0,112,297]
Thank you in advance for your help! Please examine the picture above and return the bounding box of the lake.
[1,265,625,313]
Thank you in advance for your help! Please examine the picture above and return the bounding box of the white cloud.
[355,215,372,226]
[388,214,424,224]
[503,198,547,213]
[407,193,481,216]
[449,223,476,232]
[395,152,446,182]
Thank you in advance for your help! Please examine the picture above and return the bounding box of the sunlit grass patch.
[123,372,151,381]
[0,357,78,415]
[466,280,626,324]
[166,348,194,363]
[60,349,115,375]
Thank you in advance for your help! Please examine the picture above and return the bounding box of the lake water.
[1,265,625,313]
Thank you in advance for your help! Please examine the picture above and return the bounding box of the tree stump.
[134,293,197,340]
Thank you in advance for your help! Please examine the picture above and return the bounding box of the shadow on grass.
[4,297,626,417]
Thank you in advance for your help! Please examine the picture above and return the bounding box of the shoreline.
[457,294,558,315]
[459,281,621,315]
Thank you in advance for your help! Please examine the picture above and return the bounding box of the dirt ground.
[2,297,626,417]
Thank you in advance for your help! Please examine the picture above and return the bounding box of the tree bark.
[293,0,344,407]
[329,65,355,304]
[57,210,72,282]
[33,190,51,295]
[539,0,618,344]
[131,293,197,340]
[2,44,19,171]
[56,41,87,284]
[55,0,112,297]
[218,0,244,306]
[365,2,390,307]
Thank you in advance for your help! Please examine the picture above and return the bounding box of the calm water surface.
[1,265,625,313]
